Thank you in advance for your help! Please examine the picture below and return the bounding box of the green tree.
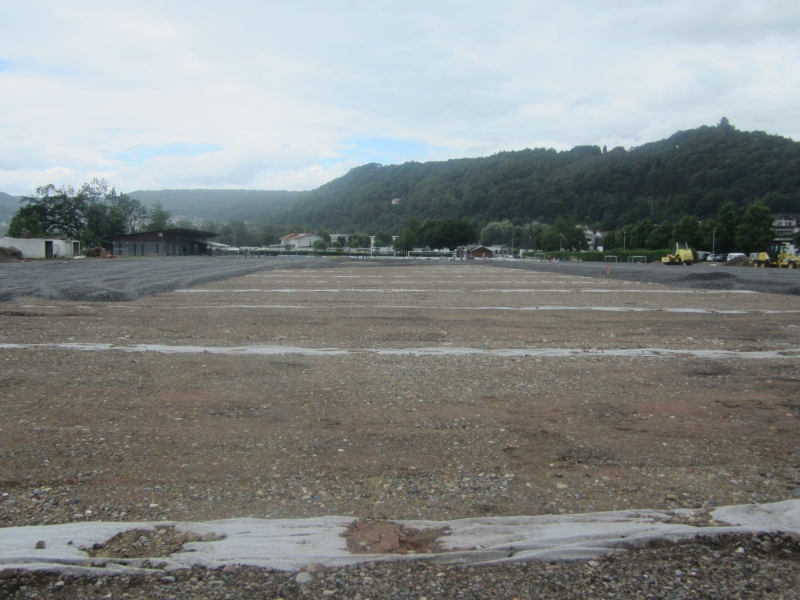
[113,194,148,233]
[646,220,673,249]
[312,239,327,251]
[481,220,513,245]
[374,230,394,247]
[393,231,416,253]
[349,232,371,248]
[418,219,477,249]
[316,229,331,244]
[735,201,774,253]
[7,204,46,237]
[672,216,701,247]
[10,184,86,238]
[631,219,654,249]
[715,201,739,253]
[538,225,561,251]
[603,231,617,250]
[145,201,171,231]
[81,202,127,247]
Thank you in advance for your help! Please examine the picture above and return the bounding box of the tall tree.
[715,201,739,253]
[374,230,394,247]
[145,201,171,231]
[672,216,701,247]
[112,194,148,233]
[9,184,86,238]
[735,201,774,253]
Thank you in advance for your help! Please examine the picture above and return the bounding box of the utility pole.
[623,231,626,251]
[712,227,716,256]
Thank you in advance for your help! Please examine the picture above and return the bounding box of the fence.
[522,249,669,262]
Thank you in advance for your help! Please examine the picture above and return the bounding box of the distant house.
[0,236,80,259]
[467,245,494,259]
[280,232,322,250]
[772,214,799,253]
[109,228,219,256]
[583,227,604,250]
[391,197,401,205]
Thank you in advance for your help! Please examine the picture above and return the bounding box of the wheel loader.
[661,242,695,265]
[751,243,799,268]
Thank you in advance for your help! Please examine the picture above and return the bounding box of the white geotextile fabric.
[1,500,798,576]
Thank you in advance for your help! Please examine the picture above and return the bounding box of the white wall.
[0,237,78,258]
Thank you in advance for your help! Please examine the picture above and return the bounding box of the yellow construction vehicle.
[751,243,799,268]
[661,242,695,265]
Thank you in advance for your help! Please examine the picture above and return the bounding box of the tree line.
[602,200,779,254]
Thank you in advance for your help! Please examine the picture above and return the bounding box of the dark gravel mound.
[723,256,751,267]
[681,271,737,281]
[491,261,800,296]
[0,257,346,303]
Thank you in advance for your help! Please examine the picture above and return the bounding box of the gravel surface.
[2,260,799,596]
[0,532,797,598]
[491,260,800,295]
[0,257,346,302]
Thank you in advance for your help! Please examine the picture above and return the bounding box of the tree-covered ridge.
[272,121,800,232]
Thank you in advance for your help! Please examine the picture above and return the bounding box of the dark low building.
[110,228,219,257]
[467,245,494,259]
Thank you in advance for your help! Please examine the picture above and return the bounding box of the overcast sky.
[1,1,798,195]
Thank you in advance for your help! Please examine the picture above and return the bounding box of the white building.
[279,232,323,249]
[772,214,799,255]
[0,236,80,259]
[583,227,604,250]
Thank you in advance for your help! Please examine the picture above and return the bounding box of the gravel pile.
[0,532,797,599]
[492,260,800,295]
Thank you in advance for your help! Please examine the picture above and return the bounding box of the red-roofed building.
[280,232,322,249]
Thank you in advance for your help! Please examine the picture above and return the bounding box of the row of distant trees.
[603,201,784,254]
[8,179,795,255]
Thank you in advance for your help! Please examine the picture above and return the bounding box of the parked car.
[726,253,746,261]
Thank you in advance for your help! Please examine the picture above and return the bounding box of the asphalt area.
[1,258,799,597]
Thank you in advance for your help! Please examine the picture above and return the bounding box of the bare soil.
[1,260,799,527]
[342,520,447,554]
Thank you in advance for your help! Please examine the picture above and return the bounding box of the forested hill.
[4,122,798,233]
[127,189,300,222]
[271,122,800,232]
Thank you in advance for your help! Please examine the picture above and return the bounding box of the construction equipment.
[661,242,695,265]
[751,243,799,268]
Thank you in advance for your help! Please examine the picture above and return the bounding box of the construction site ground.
[1,258,799,597]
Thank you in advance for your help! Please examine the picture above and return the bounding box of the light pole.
[712,227,716,257]
[623,231,626,251]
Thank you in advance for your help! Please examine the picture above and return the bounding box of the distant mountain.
[5,122,799,234]
[270,123,800,232]
[127,189,302,223]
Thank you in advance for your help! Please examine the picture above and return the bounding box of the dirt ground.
[1,260,799,530]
